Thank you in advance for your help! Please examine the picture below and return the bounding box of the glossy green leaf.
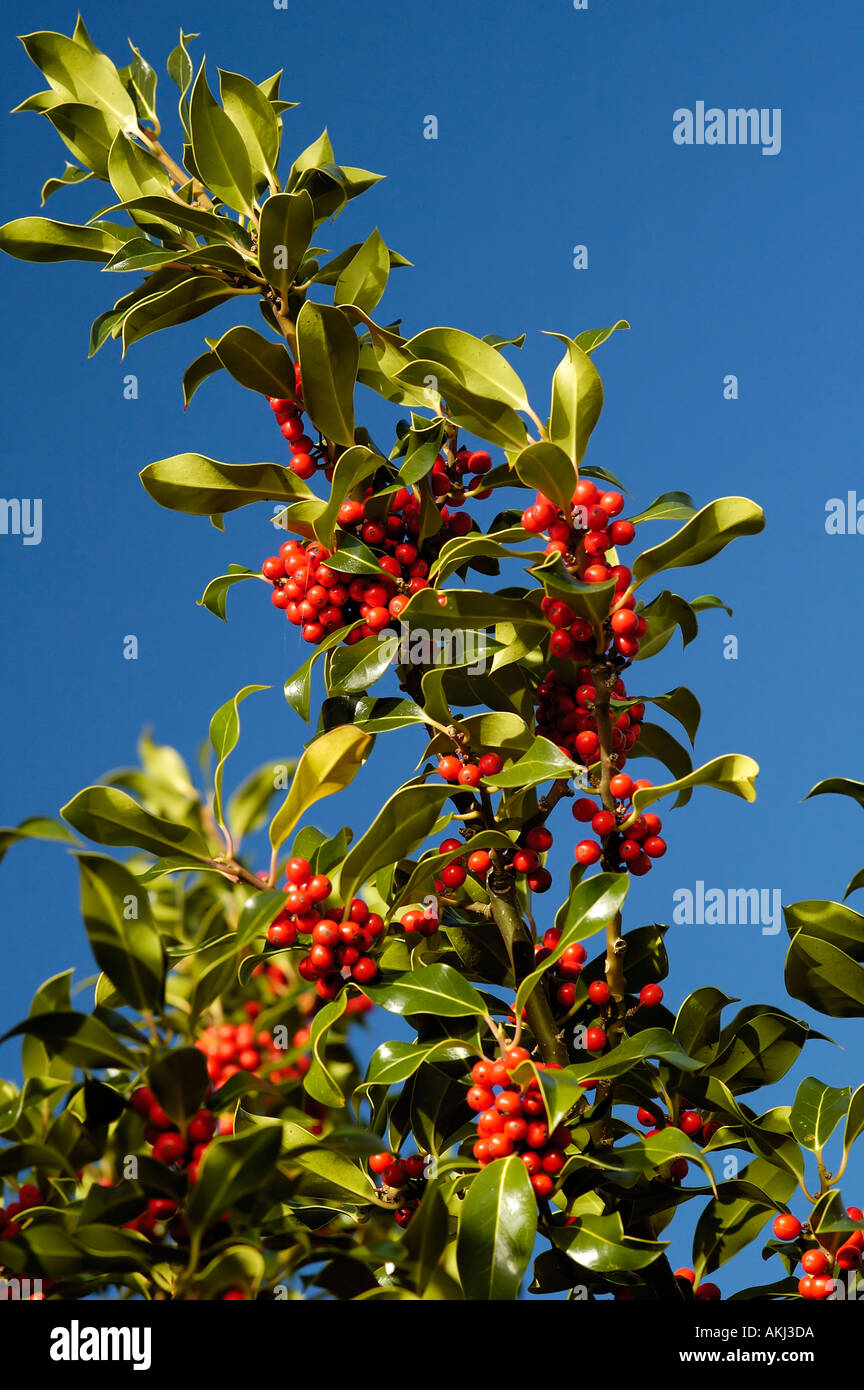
[61,785,210,859]
[20,30,137,131]
[0,216,125,263]
[804,778,864,810]
[182,349,224,406]
[188,63,256,215]
[76,853,165,1011]
[218,68,280,187]
[632,497,765,587]
[574,321,630,354]
[141,453,313,515]
[303,994,350,1107]
[296,301,358,446]
[268,725,372,853]
[185,1125,282,1236]
[789,1076,851,1152]
[0,1010,139,1071]
[0,816,79,865]
[338,783,453,909]
[515,873,629,1018]
[627,754,759,821]
[514,441,576,515]
[554,1213,666,1273]
[258,190,314,304]
[209,684,269,828]
[334,228,390,314]
[107,132,174,203]
[211,326,297,399]
[405,326,531,415]
[149,1047,210,1129]
[785,931,864,1018]
[360,963,487,1018]
[198,565,260,621]
[313,446,380,549]
[627,492,697,526]
[358,1038,475,1093]
[545,331,604,464]
[693,1159,797,1279]
[484,737,579,790]
[456,1155,537,1300]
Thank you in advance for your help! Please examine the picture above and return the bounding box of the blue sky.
[1,0,862,1293]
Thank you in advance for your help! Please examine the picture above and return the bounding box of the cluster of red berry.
[0,1182,42,1240]
[636,1104,721,1145]
[267,377,319,481]
[672,1268,722,1300]
[415,824,555,903]
[467,1048,571,1199]
[773,1209,864,1298]
[195,1019,307,1088]
[430,446,493,502]
[523,480,643,658]
[262,445,480,645]
[267,857,383,998]
[536,668,642,767]
[435,750,502,788]
[368,1150,428,1227]
[130,1085,221,1184]
[571,779,666,877]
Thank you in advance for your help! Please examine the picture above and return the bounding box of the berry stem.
[486,880,569,1067]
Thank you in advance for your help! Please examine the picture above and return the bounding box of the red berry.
[800,1248,831,1276]
[467,849,491,874]
[369,1152,394,1174]
[639,984,664,1007]
[477,752,503,777]
[575,841,601,865]
[591,810,616,836]
[609,773,633,800]
[773,1213,802,1241]
[437,755,462,782]
[467,1085,495,1112]
[457,764,481,787]
[525,825,553,852]
[588,980,610,1005]
[572,798,597,823]
[351,957,378,983]
[585,1027,606,1052]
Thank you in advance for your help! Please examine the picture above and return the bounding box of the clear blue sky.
[1,0,862,1293]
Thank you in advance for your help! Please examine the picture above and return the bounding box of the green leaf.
[218,68,280,187]
[166,30,198,134]
[327,633,396,697]
[61,785,211,860]
[268,726,372,853]
[514,441,576,515]
[209,684,269,828]
[121,275,244,352]
[804,778,864,810]
[211,326,297,399]
[673,987,736,1059]
[406,327,531,416]
[0,216,125,263]
[637,687,702,745]
[149,1047,210,1129]
[183,349,224,406]
[296,301,359,447]
[785,931,864,1018]
[107,132,174,203]
[334,228,391,315]
[279,1120,377,1200]
[783,901,864,960]
[0,1011,139,1071]
[313,446,380,549]
[627,492,697,526]
[284,622,359,721]
[632,497,765,587]
[124,41,158,125]
[573,322,630,355]
[841,1086,864,1169]
[338,783,454,909]
[20,30,138,131]
[456,1156,537,1300]
[303,994,350,1107]
[108,196,251,249]
[528,553,616,630]
[0,815,80,865]
[141,454,313,515]
[198,566,260,621]
[185,1125,282,1236]
[393,358,528,449]
[516,874,629,1018]
[258,190,314,303]
[75,853,165,1011]
[40,163,94,204]
[45,102,118,177]
[789,1077,851,1152]
[545,332,604,464]
[484,737,579,791]
[188,63,256,216]
[554,1212,666,1273]
[710,1007,823,1094]
[360,963,487,1018]
[627,754,760,821]
[358,1038,475,1092]
[627,722,694,795]
[227,759,297,845]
